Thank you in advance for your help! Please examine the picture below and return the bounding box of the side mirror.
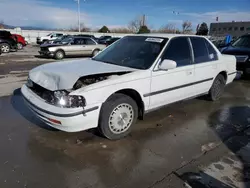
[158,59,177,70]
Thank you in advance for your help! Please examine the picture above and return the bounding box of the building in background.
[209,21,250,38]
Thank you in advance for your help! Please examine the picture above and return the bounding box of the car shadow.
[11,88,58,131]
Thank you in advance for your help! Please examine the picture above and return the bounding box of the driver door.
[148,37,196,109]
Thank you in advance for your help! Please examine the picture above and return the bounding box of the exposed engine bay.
[73,72,130,90]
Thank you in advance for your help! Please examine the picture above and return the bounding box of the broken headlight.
[52,90,86,108]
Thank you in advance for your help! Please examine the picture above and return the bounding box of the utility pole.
[142,14,145,26]
[75,0,81,33]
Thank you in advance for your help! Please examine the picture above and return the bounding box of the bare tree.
[128,16,142,33]
[182,21,192,34]
[69,22,90,32]
[158,24,176,33]
[0,20,4,29]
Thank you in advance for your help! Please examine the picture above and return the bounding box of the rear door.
[66,38,85,56]
[190,37,219,95]
[83,38,97,55]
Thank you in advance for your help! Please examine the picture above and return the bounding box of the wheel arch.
[55,48,65,55]
[106,88,145,120]
[217,71,228,82]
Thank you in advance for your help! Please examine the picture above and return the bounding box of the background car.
[0,30,17,53]
[221,34,250,76]
[105,37,121,46]
[97,35,112,44]
[39,36,106,60]
[42,35,72,45]
[37,33,63,45]
[75,34,98,41]
[12,34,26,50]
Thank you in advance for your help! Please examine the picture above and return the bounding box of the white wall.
[6,28,132,44]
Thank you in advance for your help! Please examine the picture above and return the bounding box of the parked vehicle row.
[0,30,27,54]
[38,34,122,60]
[39,36,107,59]
[22,34,237,140]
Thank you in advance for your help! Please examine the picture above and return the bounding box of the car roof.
[135,33,207,39]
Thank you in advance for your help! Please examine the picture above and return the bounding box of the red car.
[12,34,26,50]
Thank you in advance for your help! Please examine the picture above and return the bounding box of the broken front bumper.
[38,51,54,57]
[21,84,100,132]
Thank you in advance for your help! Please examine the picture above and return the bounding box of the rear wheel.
[208,74,226,101]
[92,49,100,56]
[0,43,10,53]
[54,50,65,60]
[98,93,138,140]
[17,43,23,50]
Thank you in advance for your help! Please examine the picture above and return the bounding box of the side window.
[85,38,96,45]
[190,37,216,64]
[73,38,84,45]
[204,39,218,61]
[162,37,192,67]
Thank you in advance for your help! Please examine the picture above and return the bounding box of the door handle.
[82,45,86,47]
[186,71,193,75]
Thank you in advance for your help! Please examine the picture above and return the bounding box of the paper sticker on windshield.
[145,38,164,43]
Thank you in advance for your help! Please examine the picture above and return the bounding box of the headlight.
[52,90,86,108]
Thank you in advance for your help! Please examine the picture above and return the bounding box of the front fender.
[70,77,151,110]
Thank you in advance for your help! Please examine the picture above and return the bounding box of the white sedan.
[21,34,236,140]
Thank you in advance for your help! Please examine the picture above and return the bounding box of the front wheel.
[98,93,138,140]
[54,50,65,60]
[208,74,226,101]
[92,49,100,57]
[0,43,10,53]
[17,43,23,50]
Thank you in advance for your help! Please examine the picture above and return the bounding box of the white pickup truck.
[36,33,63,44]
[22,34,236,140]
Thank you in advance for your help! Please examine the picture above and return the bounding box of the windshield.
[232,36,250,48]
[93,36,168,69]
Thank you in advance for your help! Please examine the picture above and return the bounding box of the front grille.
[235,55,248,63]
[27,80,54,103]
[40,47,48,52]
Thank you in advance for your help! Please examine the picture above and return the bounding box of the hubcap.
[57,52,63,58]
[109,103,134,134]
[1,45,9,53]
[93,50,99,56]
[17,43,23,50]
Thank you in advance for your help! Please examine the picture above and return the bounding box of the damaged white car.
[21,34,236,140]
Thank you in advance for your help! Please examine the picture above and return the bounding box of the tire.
[92,49,100,56]
[54,50,65,60]
[208,74,226,101]
[0,43,10,53]
[17,43,23,50]
[98,93,138,140]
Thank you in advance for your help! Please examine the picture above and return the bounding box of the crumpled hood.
[29,59,137,91]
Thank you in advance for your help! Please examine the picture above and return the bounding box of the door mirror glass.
[158,59,177,70]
